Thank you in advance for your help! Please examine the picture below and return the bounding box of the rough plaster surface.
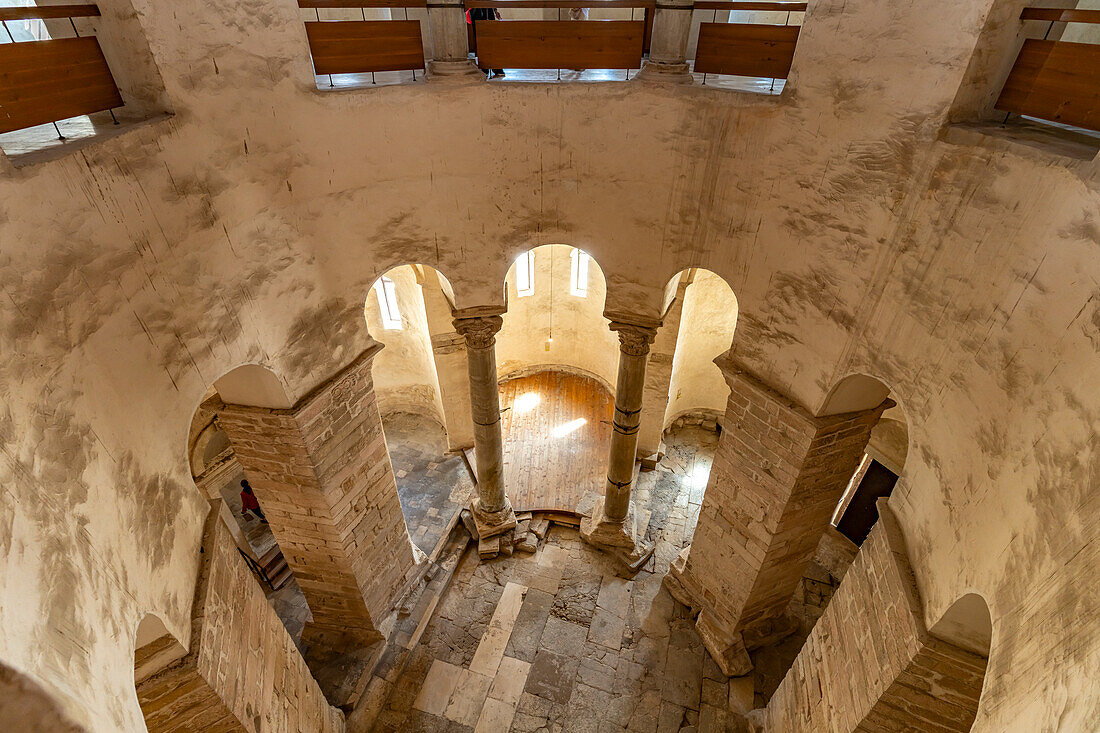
[0,0,1098,729]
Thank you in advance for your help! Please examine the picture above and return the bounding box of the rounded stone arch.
[0,662,86,733]
[497,244,618,389]
[929,592,993,729]
[363,263,458,428]
[133,612,189,729]
[661,267,739,429]
[820,373,911,546]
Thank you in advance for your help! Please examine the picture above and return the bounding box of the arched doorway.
[496,244,617,513]
[365,264,477,556]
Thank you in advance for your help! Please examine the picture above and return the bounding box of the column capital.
[453,314,504,349]
[611,321,659,357]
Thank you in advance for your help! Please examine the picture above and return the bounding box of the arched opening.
[749,374,908,703]
[822,375,909,549]
[133,613,188,728]
[928,593,992,730]
[185,366,311,647]
[364,264,477,556]
[0,663,85,733]
[638,268,738,546]
[495,244,616,513]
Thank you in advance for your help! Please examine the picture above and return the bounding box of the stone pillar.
[637,275,690,459]
[665,352,891,675]
[581,317,661,569]
[426,0,481,77]
[213,347,422,705]
[452,310,517,538]
[420,267,476,450]
[635,0,695,84]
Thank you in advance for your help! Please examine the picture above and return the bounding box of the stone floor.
[384,412,475,556]
[369,425,747,733]
[365,424,855,731]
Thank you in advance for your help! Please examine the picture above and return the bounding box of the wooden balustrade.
[298,0,426,75]
[692,0,802,80]
[465,0,653,71]
[994,7,1100,133]
[0,4,123,135]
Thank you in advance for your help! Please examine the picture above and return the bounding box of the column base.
[427,59,484,79]
[580,498,655,573]
[633,60,694,85]
[469,496,517,539]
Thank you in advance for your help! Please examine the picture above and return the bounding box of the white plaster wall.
[0,0,1096,729]
[365,266,446,423]
[664,270,738,425]
[498,245,619,389]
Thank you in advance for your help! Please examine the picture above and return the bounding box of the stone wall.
[673,356,890,661]
[137,506,344,733]
[214,349,418,641]
[763,508,987,732]
[0,0,1097,728]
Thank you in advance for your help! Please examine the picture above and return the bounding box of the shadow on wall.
[498,244,619,390]
[0,661,87,733]
[663,268,739,427]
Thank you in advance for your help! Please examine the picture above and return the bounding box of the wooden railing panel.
[995,39,1100,132]
[0,4,100,21]
[304,20,425,74]
[466,0,652,7]
[1019,8,1100,24]
[0,37,122,134]
[475,20,644,70]
[694,22,799,78]
[299,0,428,8]
[693,1,806,11]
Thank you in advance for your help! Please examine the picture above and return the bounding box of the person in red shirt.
[240,480,268,524]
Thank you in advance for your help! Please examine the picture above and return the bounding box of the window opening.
[374,276,403,329]
[516,250,535,297]
[570,248,590,297]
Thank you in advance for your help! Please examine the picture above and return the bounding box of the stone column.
[452,310,517,538]
[213,346,423,705]
[426,0,481,77]
[581,317,661,569]
[665,352,892,676]
[635,0,695,84]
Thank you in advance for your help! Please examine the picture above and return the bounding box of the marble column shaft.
[453,313,516,537]
[603,324,657,522]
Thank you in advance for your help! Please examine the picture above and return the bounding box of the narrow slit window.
[516,251,535,297]
[374,276,402,330]
[570,248,590,297]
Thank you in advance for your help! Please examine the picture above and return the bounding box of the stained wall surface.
[0,0,1098,730]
